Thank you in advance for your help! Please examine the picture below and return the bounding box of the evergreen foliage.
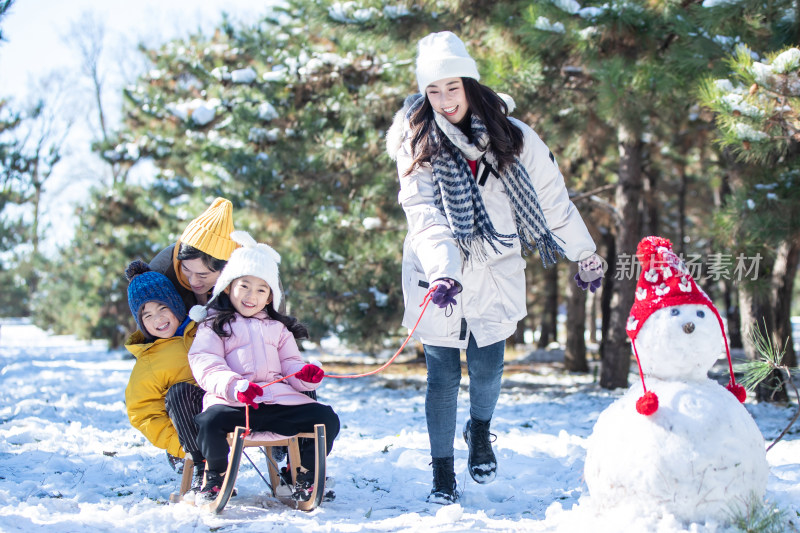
[30,0,800,370]
[0,101,33,316]
[69,3,421,350]
[0,0,13,43]
[1,86,74,318]
[30,185,173,345]
[738,321,799,452]
[729,494,791,533]
[697,2,800,392]
[700,46,800,164]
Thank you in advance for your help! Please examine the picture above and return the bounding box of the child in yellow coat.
[124,260,205,491]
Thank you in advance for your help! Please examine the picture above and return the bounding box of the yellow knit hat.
[172,198,238,291]
[177,197,237,260]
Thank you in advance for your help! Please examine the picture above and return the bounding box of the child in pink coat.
[187,231,339,502]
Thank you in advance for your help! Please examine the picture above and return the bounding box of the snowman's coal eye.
[696,310,705,318]
[670,308,680,316]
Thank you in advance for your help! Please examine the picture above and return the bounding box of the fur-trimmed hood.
[385,94,423,161]
[385,92,517,161]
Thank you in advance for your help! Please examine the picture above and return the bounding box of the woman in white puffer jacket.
[386,31,601,505]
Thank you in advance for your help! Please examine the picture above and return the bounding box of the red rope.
[240,285,438,435]
[322,285,436,379]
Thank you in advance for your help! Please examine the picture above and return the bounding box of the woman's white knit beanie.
[416,31,480,94]
[189,230,282,321]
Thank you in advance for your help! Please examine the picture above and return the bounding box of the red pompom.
[727,383,747,403]
[636,236,672,270]
[636,390,659,415]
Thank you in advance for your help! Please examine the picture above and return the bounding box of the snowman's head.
[626,236,745,415]
[635,303,723,381]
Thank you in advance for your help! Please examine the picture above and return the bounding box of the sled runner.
[171,424,327,513]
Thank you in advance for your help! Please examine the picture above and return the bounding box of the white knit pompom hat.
[189,230,282,321]
[415,31,480,94]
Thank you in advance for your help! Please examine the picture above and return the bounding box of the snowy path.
[0,321,798,532]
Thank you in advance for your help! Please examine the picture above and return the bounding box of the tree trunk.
[565,261,588,372]
[643,169,659,237]
[507,317,526,348]
[723,282,743,349]
[677,167,687,257]
[537,263,559,348]
[739,259,788,402]
[600,231,615,358]
[28,178,43,296]
[771,235,800,368]
[601,124,643,390]
[414,342,426,363]
[715,166,742,349]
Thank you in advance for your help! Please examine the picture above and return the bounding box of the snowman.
[584,236,769,525]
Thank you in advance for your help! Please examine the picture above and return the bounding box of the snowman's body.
[584,304,769,524]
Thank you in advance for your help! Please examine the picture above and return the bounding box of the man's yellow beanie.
[178,198,239,261]
[177,198,238,260]
[172,198,238,292]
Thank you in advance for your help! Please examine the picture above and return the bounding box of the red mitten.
[235,380,262,409]
[296,363,324,384]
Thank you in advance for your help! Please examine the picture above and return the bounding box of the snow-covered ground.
[0,319,797,532]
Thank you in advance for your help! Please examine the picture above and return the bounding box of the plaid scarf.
[408,97,565,266]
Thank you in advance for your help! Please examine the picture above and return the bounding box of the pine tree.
[0,0,13,43]
[486,1,748,388]
[30,184,173,345]
[0,100,30,316]
[700,42,800,399]
[0,75,75,311]
[75,5,416,350]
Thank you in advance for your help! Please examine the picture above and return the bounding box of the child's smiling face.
[141,301,180,339]
[226,275,272,318]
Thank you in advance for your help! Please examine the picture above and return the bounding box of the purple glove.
[431,278,460,308]
[574,254,604,293]
[296,363,324,383]
[235,380,263,409]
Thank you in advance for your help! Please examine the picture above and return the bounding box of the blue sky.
[1,0,265,99]
[0,0,270,252]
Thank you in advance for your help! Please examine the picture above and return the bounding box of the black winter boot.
[292,468,315,502]
[191,460,206,491]
[463,417,497,484]
[426,456,459,505]
[198,470,225,503]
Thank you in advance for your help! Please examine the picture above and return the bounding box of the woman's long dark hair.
[203,290,309,340]
[405,78,524,175]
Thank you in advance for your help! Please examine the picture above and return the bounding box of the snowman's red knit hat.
[626,236,745,415]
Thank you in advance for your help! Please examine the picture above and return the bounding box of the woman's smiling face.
[425,77,469,124]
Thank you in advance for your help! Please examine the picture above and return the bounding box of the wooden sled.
[170,424,327,513]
